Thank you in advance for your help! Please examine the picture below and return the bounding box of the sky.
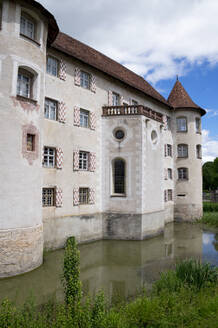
[39,0,218,162]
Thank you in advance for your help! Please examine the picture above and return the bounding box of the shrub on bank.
[200,212,218,227]
[203,202,218,212]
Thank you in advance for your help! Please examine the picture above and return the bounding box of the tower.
[168,79,206,221]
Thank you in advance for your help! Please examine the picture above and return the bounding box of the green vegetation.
[203,157,218,191]
[0,239,217,328]
[197,202,218,227]
[203,202,218,212]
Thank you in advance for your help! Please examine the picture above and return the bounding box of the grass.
[197,202,218,227]
[203,202,218,212]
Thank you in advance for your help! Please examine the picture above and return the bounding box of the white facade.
[0,0,205,277]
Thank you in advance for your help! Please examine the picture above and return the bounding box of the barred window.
[167,144,172,157]
[168,168,172,179]
[43,147,55,168]
[80,71,90,89]
[44,98,57,120]
[80,109,89,128]
[177,144,188,158]
[79,151,89,170]
[47,56,59,77]
[112,92,120,106]
[176,117,187,132]
[42,188,55,207]
[113,159,125,194]
[178,167,188,180]
[27,134,35,151]
[168,189,173,201]
[20,13,35,40]
[79,188,89,204]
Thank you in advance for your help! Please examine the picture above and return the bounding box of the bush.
[200,212,218,227]
[203,202,218,212]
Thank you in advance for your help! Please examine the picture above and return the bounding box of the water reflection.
[0,222,217,306]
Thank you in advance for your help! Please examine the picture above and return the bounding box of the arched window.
[177,144,188,158]
[176,117,187,132]
[113,158,125,194]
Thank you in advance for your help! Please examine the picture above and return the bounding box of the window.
[112,92,119,106]
[164,190,167,202]
[196,145,202,159]
[44,98,57,120]
[165,144,172,157]
[113,159,125,194]
[177,144,188,158]
[43,147,56,168]
[42,188,55,207]
[79,188,89,204]
[26,134,35,151]
[166,116,171,130]
[47,56,58,77]
[176,117,187,132]
[80,71,90,89]
[20,13,35,40]
[168,168,172,179]
[168,189,173,201]
[178,168,188,180]
[79,151,89,170]
[17,69,33,98]
[80,109,89,128]
[132,99,138,106]
[114,129,125,140]
[0,3,2,30]
[195,118,201,133]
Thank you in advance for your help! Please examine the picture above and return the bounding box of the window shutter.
[89,188,95,204]
[73,151,79,170]
[120,95,124,105]
[164,144,167,157]
[90,112,96,130]
[56,147,63,169]
[59,60,67,81]
[58,101,66,123]
[56,187,63,207]
[74,106,80,126]
[90,74,96,93]
[89,152,96,172]
[108,90,113,106]
[73,188,79,206]
[74,67,81,86]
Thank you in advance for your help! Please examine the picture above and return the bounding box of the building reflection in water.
[0,222,209,306]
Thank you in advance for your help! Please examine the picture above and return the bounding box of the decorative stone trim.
[22,123,39,165]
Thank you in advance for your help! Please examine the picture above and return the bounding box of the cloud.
[202,130,218,163]
[39,0,218,84]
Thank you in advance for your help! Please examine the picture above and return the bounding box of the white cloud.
[38,0,218,84]
[202,130,218,163]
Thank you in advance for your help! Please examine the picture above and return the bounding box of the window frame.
[17,68,33,99]
[80,71,91,89]
[80,109,89,128]
[178,167,188,181]
[0,2,3,30]
[112,158,126,196]
[167,144,172,157]
[196,145,202,159]
[168,168,172,180]
[79,151,89,170]
[20,11,36,41]
[26,134,35,152]
[44,98,58,121]
[195,118,201,133]
[79,187,89,204]
[42,188,55,207]
[177,144,188,158]
[176,117,187,132]
[43,146,56,168]
[168,189,173,201]
[112,92,120,106]
[46,56,59,77]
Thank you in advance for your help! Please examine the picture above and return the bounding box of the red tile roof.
[168,80,206,116]
[52,32,170,107]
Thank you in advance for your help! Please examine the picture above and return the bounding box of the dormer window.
[20,13,35,40]
[17,69,33,98]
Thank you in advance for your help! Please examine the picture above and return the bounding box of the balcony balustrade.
[102,105,163,123]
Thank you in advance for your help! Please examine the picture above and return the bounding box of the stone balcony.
[102,105,163,123]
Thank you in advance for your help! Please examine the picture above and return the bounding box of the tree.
[203,157,218,191]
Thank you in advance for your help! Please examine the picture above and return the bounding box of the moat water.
[0,222,217,306]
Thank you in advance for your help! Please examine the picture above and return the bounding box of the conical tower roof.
[168,79,206,116]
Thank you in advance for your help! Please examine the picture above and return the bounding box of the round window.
[151,130,158,144]
[114,129,125,140]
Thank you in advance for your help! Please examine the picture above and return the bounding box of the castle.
[0,0,206,277]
